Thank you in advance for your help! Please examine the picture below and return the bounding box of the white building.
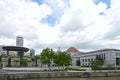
[66,48,120,67]
[66,47,84,66]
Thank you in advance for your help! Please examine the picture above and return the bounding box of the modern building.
[16,36,23,47]
[30,49,35,57]
[70,48,120,67]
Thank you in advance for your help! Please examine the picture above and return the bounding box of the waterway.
[23,77,120,80]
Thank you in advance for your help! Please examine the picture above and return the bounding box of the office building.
[16,36,23,47]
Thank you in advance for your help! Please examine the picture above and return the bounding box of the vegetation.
[0,55,2,68]
[40,48,55,69]
[40,48,72,70]
[54,51,72,69]
[91,55,104,70]
[20,57,28,67]
[13,59,20,67]
[65,67,86,71]
[34,55,40,66]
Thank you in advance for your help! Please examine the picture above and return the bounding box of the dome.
[66,47,84,54]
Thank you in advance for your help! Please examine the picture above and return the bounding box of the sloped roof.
[66,47,84,54]
[85,48,120,54]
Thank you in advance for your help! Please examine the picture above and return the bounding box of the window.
[85,59,87,62]
[82,59,84,62]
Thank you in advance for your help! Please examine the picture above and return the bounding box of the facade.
[66,47,120,67]
[16,36,23,47]
[30,49,35,57]
[66,47,84,66]
[72,48,120,67]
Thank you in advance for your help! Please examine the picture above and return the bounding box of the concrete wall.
[1,71,120,80]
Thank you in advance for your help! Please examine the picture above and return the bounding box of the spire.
[57,47,61,53]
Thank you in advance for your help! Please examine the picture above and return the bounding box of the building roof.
[85,48,120,54]
[66,47,84,54]
[2,46,29,52]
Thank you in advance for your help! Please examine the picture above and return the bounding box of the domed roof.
[66,47,80,53]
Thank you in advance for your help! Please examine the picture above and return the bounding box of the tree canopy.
[40,48,55,67]
[40,48,72,69]
[91,54,104,70]
[54,51,72,68]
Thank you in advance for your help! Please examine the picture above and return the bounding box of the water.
[23,77,120,80]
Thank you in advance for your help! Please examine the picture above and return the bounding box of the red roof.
[66,47,84,54]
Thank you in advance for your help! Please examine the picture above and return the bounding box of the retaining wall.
[0,71,120,80]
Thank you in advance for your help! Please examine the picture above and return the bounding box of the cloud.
[0,0,120,54]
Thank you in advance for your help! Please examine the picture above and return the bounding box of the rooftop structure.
[66,47,84,54]
[2,46,29,57]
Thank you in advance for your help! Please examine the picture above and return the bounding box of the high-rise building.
[16,36,23,47]
[30,49,35,57]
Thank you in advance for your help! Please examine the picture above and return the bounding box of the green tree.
[13,59,20,67]
[0,55,2,62]
[40,48,55,69]
[54,52,72,69]
[20,57,28,67]
[34,55,40,67]
[0,55,3,68]
[91,55,104,70]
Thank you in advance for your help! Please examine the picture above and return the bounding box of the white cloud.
[0,0,120,54]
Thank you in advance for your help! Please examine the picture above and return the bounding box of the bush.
[65,67,86,71]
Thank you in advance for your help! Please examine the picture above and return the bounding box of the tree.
[40,48,55,69]
[91,55,104,70]
[20,57,28,67]
[13,59,20,67]
[54,52,72,69]
[34,55,40,67]
[0,55,3,68]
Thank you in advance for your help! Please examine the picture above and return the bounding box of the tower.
[16,36,23,47]
[30,49,35,57]
[57,47,61,53]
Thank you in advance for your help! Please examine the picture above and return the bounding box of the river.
[23,77,120,80]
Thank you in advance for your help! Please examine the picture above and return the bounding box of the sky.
[0,0,120,54]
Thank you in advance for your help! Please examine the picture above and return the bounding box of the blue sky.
[32,0,111,26]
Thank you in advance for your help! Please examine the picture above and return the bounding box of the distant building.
[0,45,5,55]
[66,47,84,66]
[57,47,61,53]
[16,36,23,47]
[30,49,35,57]
[72,48,120,67]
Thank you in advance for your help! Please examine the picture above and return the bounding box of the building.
[0,45,5,55]
[30,49,35,57]
[66,47,84,66]
[56,47,61,53]
[71,48,120,67]
[1,36,31,67]
[16,36,23,47]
